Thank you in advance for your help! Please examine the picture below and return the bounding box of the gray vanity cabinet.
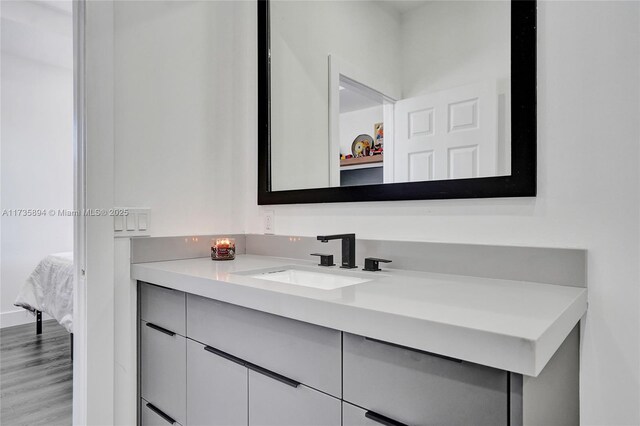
[140,282,186,335]
[248,369,341,426]
[139,283,187,426]
[186,293,342,425]
[140,282,577,426]
[140,322,186,426]
[186,294,342,398]
[343,333,509,426]
[342,402,381,426]
[187,340,248,426]
[141,399,184,426]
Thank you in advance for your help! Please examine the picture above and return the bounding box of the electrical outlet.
[264,210,275,234]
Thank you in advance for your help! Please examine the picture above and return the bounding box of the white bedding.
[14,252,74,333]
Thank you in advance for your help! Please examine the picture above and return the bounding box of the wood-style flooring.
[1,320,72,426]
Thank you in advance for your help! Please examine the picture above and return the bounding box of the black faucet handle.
[363,257,392,272]
[310,253,335,267]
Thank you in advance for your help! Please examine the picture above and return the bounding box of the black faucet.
[317,234,357,269]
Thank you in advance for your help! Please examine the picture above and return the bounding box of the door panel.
[408,150,434,181]
[448,145,478,179]
[394,81,498,182]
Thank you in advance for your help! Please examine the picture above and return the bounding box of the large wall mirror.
[258,0,536,204]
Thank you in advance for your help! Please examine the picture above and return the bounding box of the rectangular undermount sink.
[248,268,372,290]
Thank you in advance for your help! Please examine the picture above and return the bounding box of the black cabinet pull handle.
[203,345,299,388]
[146,403,176,425]
[364,337,462,364]
[365,410,408,426]
[246,362,301,388]
[204,345,245,367]
[145,322,176,337]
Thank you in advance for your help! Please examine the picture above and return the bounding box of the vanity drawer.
[248,369,341,426]
[187,339,248,426]
[343,333,509,426]
[140,282,186,336]
[140,320,186,426]
[186,294,342,397]
[343,402,391,426]
[141,398,183,426]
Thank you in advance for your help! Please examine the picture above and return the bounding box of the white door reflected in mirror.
[270,0,511,192]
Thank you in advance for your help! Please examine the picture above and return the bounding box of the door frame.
[72,1,87,423]
[73,1,116,424]
[328,55,398,187]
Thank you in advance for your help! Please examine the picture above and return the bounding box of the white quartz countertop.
[131,255,587,377]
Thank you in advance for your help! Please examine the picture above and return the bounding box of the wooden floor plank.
[0,320,72,426]
[1,362,73,391]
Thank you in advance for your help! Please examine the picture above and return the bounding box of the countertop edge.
[130,261,586,376]
[533,290,588,375]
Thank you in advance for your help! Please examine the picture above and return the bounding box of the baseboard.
[1,309,52,329]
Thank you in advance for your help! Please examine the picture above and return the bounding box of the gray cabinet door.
[140,282,186,336]
[343,333,508,426]
[187,339,248,426]
[248,370,340,426]
[187,294,341,397]
[141,321,186,425]
[141,398,184,426]
[343,402,392,426]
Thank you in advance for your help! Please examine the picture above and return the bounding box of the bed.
[14,252,74,336]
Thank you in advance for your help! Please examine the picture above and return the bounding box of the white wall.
[236,1,640,425]
[114,0,243,237]
[0,0,73,327]
[339,106,383,156]
[112,1,250,421]
[400,1,510,97]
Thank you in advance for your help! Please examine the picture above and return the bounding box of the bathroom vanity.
[132,235,586,426]
[132,0,569,422]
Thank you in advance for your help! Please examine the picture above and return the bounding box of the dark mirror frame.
[258,0,536,205]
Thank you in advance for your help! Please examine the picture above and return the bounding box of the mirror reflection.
[270,0,511,192]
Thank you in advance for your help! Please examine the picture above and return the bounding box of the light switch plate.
[114,215,124,232]
[114,207,151,237]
